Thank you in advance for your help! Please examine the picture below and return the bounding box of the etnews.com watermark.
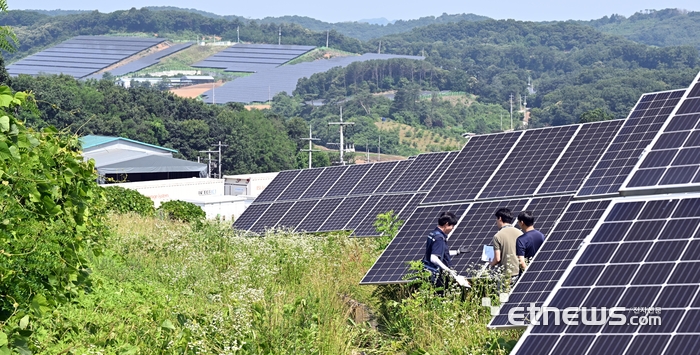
[483,294,662,326]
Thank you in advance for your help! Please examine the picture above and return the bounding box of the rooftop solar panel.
[577,89,685,197]
[349,161,399,195]
[389,152,450,193]
[253,170,300,203]
[479,126,578,199]
[538,120,624,194]
[509,194,700,355]
[489,199,612,329]
[423,131,523,204]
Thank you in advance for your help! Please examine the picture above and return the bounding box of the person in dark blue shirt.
[515,210,545,273]
[422,212,470,290]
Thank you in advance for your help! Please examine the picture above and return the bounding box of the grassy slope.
[32,214,521,354]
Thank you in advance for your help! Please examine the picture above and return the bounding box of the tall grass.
[30,214,521,354]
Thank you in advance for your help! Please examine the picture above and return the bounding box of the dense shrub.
[0,85,106,352]
[102,185,156,216]
[157,200,205,223]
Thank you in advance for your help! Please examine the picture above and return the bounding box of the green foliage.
[0,85,106,353]
[157,200,205,223]
[579,108,616,123]
[373,210,404,251]
[102,185,155,216]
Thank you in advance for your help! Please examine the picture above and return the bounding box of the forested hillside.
[580,9,700,50]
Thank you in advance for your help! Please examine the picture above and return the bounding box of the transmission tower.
[328,106,354,165]
[300,126,320,168]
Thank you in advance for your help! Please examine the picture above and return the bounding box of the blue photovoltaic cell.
[479,126,578,199]
[274,200,318,230]
[349,161,398,195]
[276,168,324,201]
[324,164,372,197]
[232,203,270,230]
[538,120,624,194]
[489,199,611,328]
[389,152,450,193]
[296,198,343,232]
[360,203,471,284]
[253,170,300,203]
[420,151,457,192]
[318,196,369,232]
[374,159,413,193]
[249,202,295,233]
[423,131,522,204]
[193,43,315,72]
[352,194,414,236]
[511,196,700,355]
[577,90,685,197]
[300,165,348,199]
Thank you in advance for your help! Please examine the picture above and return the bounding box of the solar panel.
[449,199,530,272]
[253,170,300,203]
[344,195,384,231]
[509,195,700,355]
[479,126,578,199]
[420,151,458,192]
[423,131,523,204]
[274,200,318,230]
[375,159,413,193]
[538,120,624,194]
[389,152,450,193]
[622,79,700,192]
[489,199,611,328]
[349,161,399,195]
[296,198,343,232]
[318,165,365,197]
[276,168,324,201]
[360,203,471,284]
[318,196,370,232]
[193,43,315,72]
[300,165,348,199]
[249,202,295,233]
[352,194,415,236]
[577,90,686,197]
[232,203,270,230]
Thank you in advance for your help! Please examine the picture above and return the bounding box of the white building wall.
[109,178,225,207]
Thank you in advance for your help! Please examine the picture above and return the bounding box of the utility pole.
[378,40,381,54]
[199,149,217,178]
[378,135,381,162]
[237,26,240,43]
[326,30,329,47]
[509,94,513,130]
[216,141,227,178]
[366,139,370,162]
[278,27,281,45]
[328,106,354,165]
[500,112,503,131]
[300,126,320,168]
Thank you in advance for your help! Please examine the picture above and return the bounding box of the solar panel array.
[232,151,454,236]
[85,42,194,78]
[193,44,315,73]
[201,53,424,104]
[508,195,700,355]
[8,36,165,78]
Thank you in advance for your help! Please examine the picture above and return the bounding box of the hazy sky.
[11,0,700,23]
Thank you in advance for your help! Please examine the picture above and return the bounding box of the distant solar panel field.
[192,44,315,73]
[7,36,166,79]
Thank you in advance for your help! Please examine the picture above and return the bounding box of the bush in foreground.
[102,185,156,216]
[157,199,205,223]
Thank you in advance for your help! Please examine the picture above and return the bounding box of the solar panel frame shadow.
[488,199,612,329]
[576,89,686,198]
[352,194,415,237]
[360,203,471,284]
[389,152,450,193]
[509,193,700,355]
[252,170,301,203]
[537,120,624,195]
[349,161,399,195]
[232,203,271,231]
[423,131,523,204]
[318,196,370,232]
[622,75,700,193]
[478,125,579,199]
[248,202,295,234]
